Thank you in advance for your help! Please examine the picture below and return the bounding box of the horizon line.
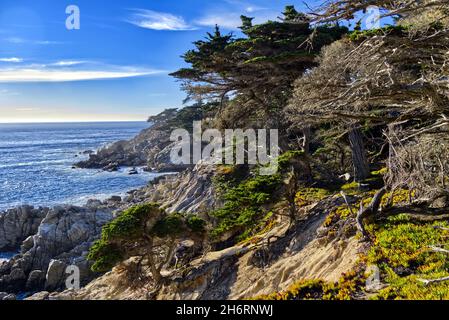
[0,120,149,124]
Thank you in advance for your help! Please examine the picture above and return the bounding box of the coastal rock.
[103,162,119,172]
[108,196,122,203]
[0,206,47,251]
[26,270,45,291]
[144,162,218,213]
[0,205,114,294]
[74,109,193,172]
[2,293,16,300]
[45,260,67,291]
[21,236,34,254]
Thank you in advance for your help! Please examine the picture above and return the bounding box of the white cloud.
[0,66,165,83]
[15,108,37,112]
[4,37,63,45]
[0,57,23,63]
[127,9,196,31]
[245,6,267,13]
[52,60,87,67]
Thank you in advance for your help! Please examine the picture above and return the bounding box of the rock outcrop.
[74,109,192,173]
[123,162,219,214]
[0,205,113,294]
[0,206,48,251]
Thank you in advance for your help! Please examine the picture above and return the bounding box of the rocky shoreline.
[74,109,193,173]
[0,108,221,300]
[0,203,114,299]
[0,161,218,300]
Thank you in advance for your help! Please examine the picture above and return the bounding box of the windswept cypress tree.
[171,6,348,130]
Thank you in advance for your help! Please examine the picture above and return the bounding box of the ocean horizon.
[0,121,158,212]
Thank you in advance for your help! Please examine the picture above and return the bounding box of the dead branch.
[429,245,449,254]
[418,276,449,286]
[356,187,387,240]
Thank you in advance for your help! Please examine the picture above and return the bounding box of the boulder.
[21,236,34,254]
[26,270,45,291]
[108,196,122,203]
[2,293,16,300]
[45,260,67,291]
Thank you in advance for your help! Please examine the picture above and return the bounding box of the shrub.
[211,173,282,241]
[88,203,206,278]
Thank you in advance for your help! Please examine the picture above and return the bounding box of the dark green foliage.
[281,5,308,22]
[277,150,305,171]
[101,204,158,241]
[152,213,185,237]
[88,241,123,273]
[211,173,282,240]
[88,204,206,273]
[240,15,254,31]
[150,102,219,131]
[348,25,408,41]
[186,215,206,233]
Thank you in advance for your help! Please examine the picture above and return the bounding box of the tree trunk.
[348,124,370,181]
[357,187,387,240]
[302,125,311,155]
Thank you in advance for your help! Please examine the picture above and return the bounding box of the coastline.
[0,169,172,299]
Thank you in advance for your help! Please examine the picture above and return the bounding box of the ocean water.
[0,251,17,264]
[0,122,159,212]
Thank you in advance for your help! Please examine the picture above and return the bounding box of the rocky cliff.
[43,195,363,300]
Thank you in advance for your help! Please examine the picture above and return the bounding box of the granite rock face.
[0,205,113,294]
[0,206,48,251]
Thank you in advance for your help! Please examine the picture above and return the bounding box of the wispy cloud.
[0,65,165,83]
[15,107,37,112]
[127,9,196,31]
[51,60,87,67]
[0,57,23,63]
[245,5,267,13]
[4,37,64,45]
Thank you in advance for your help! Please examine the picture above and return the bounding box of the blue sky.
[0,0,377,122]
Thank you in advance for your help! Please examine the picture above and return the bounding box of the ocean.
[0,122,160,212]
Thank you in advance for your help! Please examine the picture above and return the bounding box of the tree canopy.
[171,6,348,128]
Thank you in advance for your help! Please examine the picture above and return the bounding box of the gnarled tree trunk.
[348,124,370,182]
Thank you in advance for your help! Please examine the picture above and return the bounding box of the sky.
[0,0,377,123]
